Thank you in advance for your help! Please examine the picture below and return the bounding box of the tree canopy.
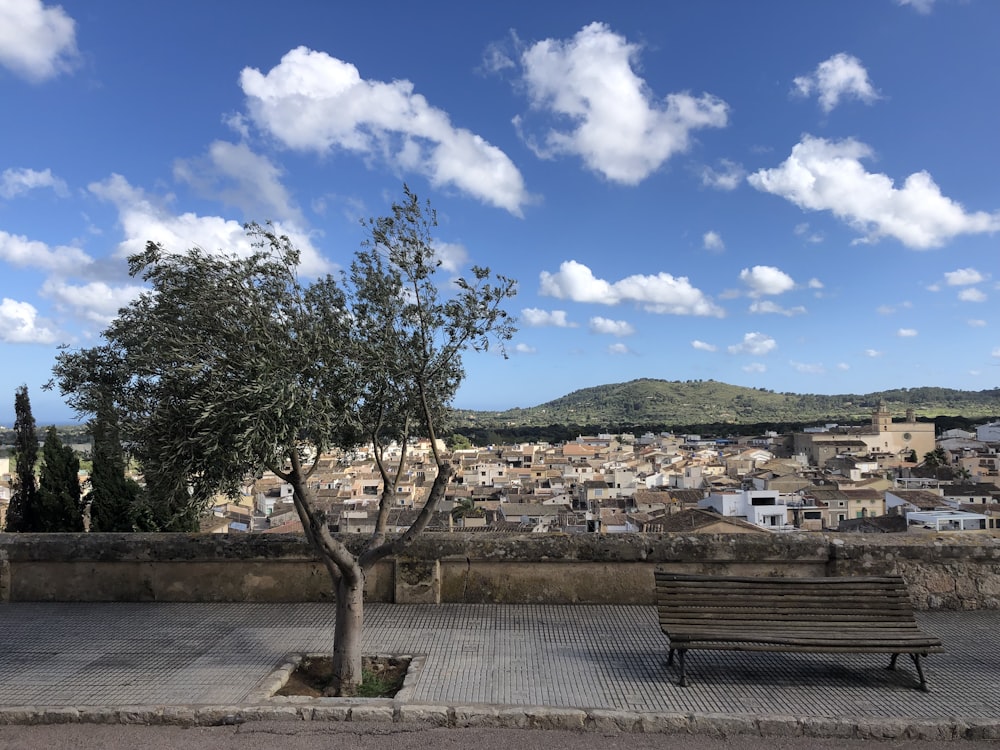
[37,425,84,532]
[51,185,517,692]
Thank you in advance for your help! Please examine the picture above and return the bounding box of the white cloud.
[520,308,576,327]
[589,317,634,336]
[896,0,936,13]
[0,167,68,198]
[514,342,537,355]
[837,362,850,371]
[748,135,1000,249]
[42,278,145,325]
[702,230,724,252]
[792,53,879,112]
[968,319,987,327]
[992,348,1000,358]
[790,360,825,374]
[539,260,724,317]
[432,241,469,273]
[240,47,529,215]
[174,141,303,225]
[897,328,918,337]
[958,288,987,303]
[691,340,717,352]
[743,362,767,373]
[749,300,806,316]
[539,261,616,303]
[89,173,331,276]
[865,349,883,358]
[944,268,985,286]
[0,0,78,82]
[481,38,516,74]
[739,265,795,296]
[808,278,824,289]
[516,22,728,184]
[794,222,824,243]
[607,342,631,355]
[877,301,913,314]
[728,332,777,356]
[0,298,56,343]
[699,159,745,190]
[0,230,93,272]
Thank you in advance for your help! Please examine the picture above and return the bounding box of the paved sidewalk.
[0,603,998,738]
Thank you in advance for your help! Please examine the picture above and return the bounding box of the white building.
[905,509,988,532]
[977,421,1000,443]
[255,482,293,516]
[698,490,793,532]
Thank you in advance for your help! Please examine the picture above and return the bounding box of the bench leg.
[888,652,929,691]
[677,649,688,688]
[666,647,675,667]
[911,653,929,692]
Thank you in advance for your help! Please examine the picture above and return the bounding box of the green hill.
[452,379,1000,431]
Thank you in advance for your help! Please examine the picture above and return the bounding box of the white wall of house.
[976,422,1000,442]
[698,490,792,531]
[906,510,988,532]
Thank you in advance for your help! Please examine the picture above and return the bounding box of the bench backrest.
[655,572,917,623]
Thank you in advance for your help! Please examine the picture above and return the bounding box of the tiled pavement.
[0,602,998,726]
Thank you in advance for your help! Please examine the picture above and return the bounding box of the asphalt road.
[0,723,994,750]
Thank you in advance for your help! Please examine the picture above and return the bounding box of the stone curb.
[0,704,997,740]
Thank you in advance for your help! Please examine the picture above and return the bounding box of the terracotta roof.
[639,508,765,533]
[890,489,945,510]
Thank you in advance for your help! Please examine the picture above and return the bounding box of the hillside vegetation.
[453,379,1000,432]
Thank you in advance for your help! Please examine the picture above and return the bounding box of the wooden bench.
[655,572,944,691]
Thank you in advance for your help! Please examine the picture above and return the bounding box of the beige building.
[794,401,935,468]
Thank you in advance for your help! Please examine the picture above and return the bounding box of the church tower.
[872,399,891,433]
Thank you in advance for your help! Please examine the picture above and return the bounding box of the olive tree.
[52,186,516,693]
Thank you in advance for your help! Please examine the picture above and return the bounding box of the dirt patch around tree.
[276,655,411,698]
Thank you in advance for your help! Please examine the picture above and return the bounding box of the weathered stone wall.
[1,532,998,609]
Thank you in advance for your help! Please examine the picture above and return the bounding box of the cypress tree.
[5,385,40,532]
[37,425,84,532]
[88,400,141,532]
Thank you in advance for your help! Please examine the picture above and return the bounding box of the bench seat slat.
[660,618,923,638]
[655,573,907,585]
[658,610,916,621]
[661,603,913,612]
[666,641,945,654]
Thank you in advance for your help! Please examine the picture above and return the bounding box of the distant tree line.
[452,414,993,445]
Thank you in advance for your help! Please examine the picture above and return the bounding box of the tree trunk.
[332,570,365,695]
[286,462,369,697]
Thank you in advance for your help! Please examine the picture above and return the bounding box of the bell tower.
[872,399,891,433]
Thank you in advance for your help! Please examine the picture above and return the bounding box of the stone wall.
[1,532,998,610]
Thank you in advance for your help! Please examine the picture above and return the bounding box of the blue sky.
[1,0,999,426]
